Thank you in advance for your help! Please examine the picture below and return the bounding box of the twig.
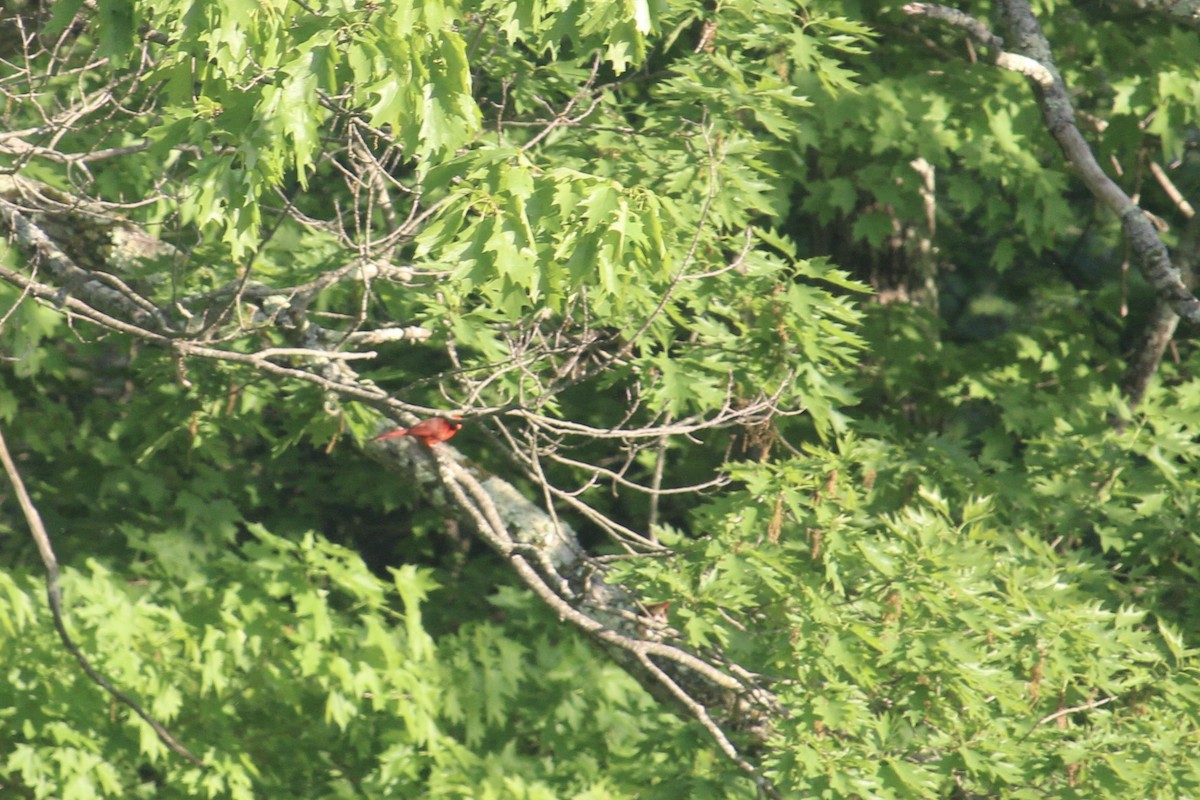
[637,652,780,799]
[520,52,606,153]
[1148,161,1196,219]
[1029,695,1117,733]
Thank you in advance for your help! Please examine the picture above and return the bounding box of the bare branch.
[1026,695,1118,735]
[637,652,780,799]
[0,428,204,766]
[1148,161,1196,219]
[520,52,606,153]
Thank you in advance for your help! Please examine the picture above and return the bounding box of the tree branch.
[904,0,1200,402]
[0,156,783,788]
[0,428,204,766]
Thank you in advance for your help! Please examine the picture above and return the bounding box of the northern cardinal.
[373,416,462,446]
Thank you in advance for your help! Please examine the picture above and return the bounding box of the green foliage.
[3,0,1200,798]
[621,451,1200,797]
[0,528,730,798]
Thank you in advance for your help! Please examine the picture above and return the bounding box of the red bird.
[373,416,462,447]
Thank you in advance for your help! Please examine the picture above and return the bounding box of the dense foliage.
[1,0,1198,797]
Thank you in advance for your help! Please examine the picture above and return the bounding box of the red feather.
[373,416,462,446]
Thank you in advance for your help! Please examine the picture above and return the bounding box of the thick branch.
[904,2,1200,327]
[1122,218,1199,408]
[905,1,1200,410]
